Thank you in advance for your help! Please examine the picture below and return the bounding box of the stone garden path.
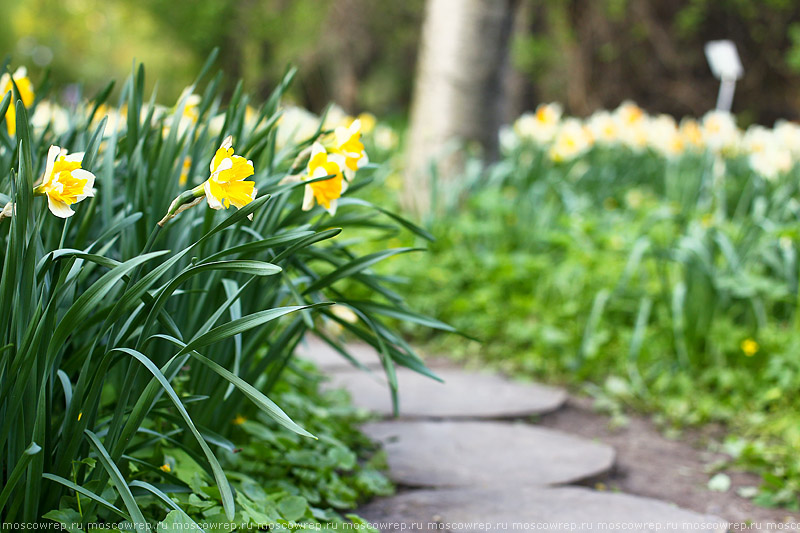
[297,338,727,533]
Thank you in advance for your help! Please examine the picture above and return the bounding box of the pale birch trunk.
[405,0,517,216]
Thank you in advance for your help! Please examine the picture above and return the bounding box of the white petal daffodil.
[302,142,347,215]
[33,146,96,218]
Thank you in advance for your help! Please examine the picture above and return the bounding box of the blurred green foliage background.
[5,0,800,122]
[1,0,423,115]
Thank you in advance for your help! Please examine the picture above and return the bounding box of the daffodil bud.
[0,201,14,221]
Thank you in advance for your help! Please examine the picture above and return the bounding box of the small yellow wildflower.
[741,338,759,357]
[203,136,257,211]
[33,146,96,218]
[159,463,172,473]
[232,414,247,425]
[179,156,192,186]
[0,67,35,136]
[302,142,346,215]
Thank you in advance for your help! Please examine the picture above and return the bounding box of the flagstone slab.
[362,421,615,488]
[358,487,726,532]
[325,368,567,418]
[295,336,383,370]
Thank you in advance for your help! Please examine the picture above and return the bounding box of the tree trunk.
[405,0,517,216]
[505,0,535,122]
[327,0,371,113]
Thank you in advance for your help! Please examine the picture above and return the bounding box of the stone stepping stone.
[325,368,567,418]
[295,336,383,370]
[358,487,725,532]
[363,421,615,488]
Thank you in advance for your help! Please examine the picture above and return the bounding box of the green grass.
[382,139,800,510]
[44,361,392,531]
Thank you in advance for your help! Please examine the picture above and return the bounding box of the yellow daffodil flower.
[181,92,200,123]
[549,119,592,162]
[0,67,35,136]
[741,338,759,357]
[535,103,562,127]
[179,156,192,186]
[356,112,377,134]
[203,136,257,211]
[615,101,645,126]
[680,119,704,150]
[33,146,96,218]
[332,119,369,181]
[302,142,346,215]
[514,103,562,144]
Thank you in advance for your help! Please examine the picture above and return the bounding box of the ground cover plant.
[387,102,800,509]
[0,54,445,529]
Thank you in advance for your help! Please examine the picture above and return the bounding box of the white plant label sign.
[705,40,743,111]
[705,40,743,80]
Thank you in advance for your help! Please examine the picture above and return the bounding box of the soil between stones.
[536,395,800,525]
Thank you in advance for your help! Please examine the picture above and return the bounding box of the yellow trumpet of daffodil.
[332,119,368,181]
[203,136,257,211]
[33,146,96,218]
[302,142,346,215]
[0,67,35,136]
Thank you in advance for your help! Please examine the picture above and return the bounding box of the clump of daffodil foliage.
[0,52,446,529]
